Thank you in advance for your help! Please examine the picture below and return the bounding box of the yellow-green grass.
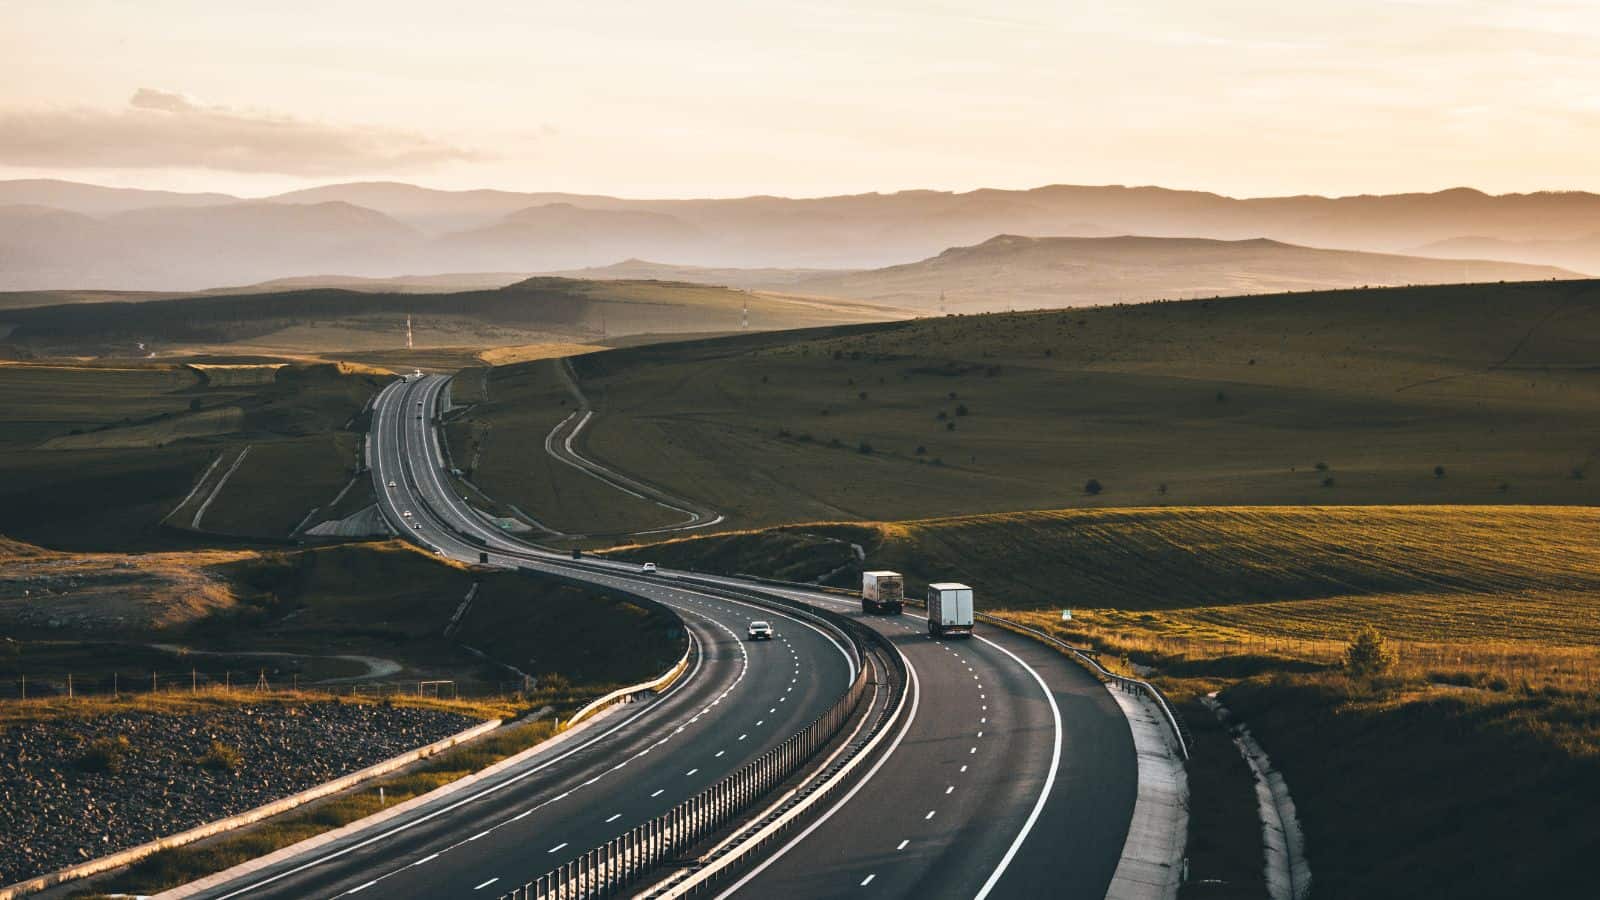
[471,280,1600,534]
[451,360,684,535]
[195,434,360,537]
[0,364,203,450]
[0,361,383,546]
[0,686,516,730]
[614,505,1600,690]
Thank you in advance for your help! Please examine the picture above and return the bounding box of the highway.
[178,373,1138,900]
[176,376,856,899]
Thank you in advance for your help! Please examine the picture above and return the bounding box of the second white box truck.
[927,582,975,637]
[861,571,904,614]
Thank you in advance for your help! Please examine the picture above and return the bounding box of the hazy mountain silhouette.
[774,234,1578,310]
[5,178,1600,290]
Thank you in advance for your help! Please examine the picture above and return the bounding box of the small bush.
[946,421,956,431]
[858,441,874,455]
[1314,461,1329,472]
[78,735,132,774]
[955,404,970,416]
[1321,475,1335,488]
[858,391,868,400]
[915,445,927,455]
[1084,478,1103,495]
[196,740,242,773]
[1434,465,1446,478]
[1343,625,1396,676]
[936,410,948,420]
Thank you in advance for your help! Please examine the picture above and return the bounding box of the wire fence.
[0,672,538,703]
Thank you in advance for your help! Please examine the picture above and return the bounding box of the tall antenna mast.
[741,298,750,330]
[405,314,414,350]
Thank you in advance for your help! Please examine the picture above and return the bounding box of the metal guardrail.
[979,615,1191,760]
[562,645,693,731]
[495,585,890,900]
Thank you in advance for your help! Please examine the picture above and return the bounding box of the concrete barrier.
[562,644,693,730]
[0,716,502,899]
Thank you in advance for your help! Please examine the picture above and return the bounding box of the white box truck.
[861,571,904,614]
[926,582,975,637]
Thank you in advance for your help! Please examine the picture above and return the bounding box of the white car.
[747,621,774,641]
[402,510,413,518]
[640,562,658,574]
[412,522,423,530]
[387,480,397,488]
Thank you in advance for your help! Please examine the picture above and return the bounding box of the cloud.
[0,89,481,175]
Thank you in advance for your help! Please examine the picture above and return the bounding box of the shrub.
[946,421,956,431]
[1343,625,1396,676]
[936,410,948,420]
[1215,391,1227,403]
[1084,478,1103,495]
[915,445,927,455]
[1321,475,1335,488]
[858,391,868,400]
[78,736,132,774]
[858,441,874,455]
[1434,465,1446,478]
[1157,483,1168,495]
[1314,461,1329,472]
[196,740,242,773]
[955,404,970,416]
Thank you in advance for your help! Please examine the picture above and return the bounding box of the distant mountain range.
[552,236,1576,311]
[2,178,1598,291]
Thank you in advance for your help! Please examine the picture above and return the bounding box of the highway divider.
[494,582,905,900]
[561,644,693,731]
[0,717,502,900]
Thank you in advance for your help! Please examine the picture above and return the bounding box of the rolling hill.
[8,178,1600,290]
[774,234,1579,310]
[0,276,904,358]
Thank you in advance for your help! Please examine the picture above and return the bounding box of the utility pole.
[406,314,414,350]
[741,299,749,330]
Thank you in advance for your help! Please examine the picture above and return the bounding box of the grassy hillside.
[782,234,1578,311]
[3,538,684,697]
[484,280,1593,533]
[0,276,902,360]
[0,362,382,548]
[612,503,1600,897]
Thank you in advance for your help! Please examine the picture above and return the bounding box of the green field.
[455,280,1600,535]
[3,539,684,698]
[0,362,383,547]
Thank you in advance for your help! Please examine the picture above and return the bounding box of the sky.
[2,0,1598,200]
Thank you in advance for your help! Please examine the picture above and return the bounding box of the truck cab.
[861,570,904,614]
[926,582,975,637]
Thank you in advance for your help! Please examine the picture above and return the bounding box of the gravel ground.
[0,702,478,885]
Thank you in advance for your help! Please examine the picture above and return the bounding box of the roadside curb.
[0,716,502,900]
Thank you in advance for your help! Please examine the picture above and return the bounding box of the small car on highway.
[412,522,423,530]
[640,562,658,574]
[402,510,413,518]
[387,480,397,488]
[747,621,774,641]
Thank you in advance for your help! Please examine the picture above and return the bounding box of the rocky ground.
[0,701,478,885]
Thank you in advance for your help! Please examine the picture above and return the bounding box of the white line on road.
[548,842,568,853]
[474,877,500,890]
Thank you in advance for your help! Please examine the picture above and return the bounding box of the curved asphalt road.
[186,373,1139,900]
[174,377,854,899]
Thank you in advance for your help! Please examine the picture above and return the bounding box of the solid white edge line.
[712,647,921,899]
[971,634,1064,900]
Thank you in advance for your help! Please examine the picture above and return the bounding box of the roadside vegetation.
[0,360,383,548]
[608,503,1600,898]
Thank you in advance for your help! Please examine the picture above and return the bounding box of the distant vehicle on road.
[927,582,975,637]
[387,480,397,488]
[571,549,583,559]
[402,510,413,518]
[640,562,658,574]
[748,621,774,641]
[861,570,904,614]
[412,522,423,531]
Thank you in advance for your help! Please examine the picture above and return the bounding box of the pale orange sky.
[2,0,1598,199]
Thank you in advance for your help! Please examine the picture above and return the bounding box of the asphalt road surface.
[176,373,1137,900]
